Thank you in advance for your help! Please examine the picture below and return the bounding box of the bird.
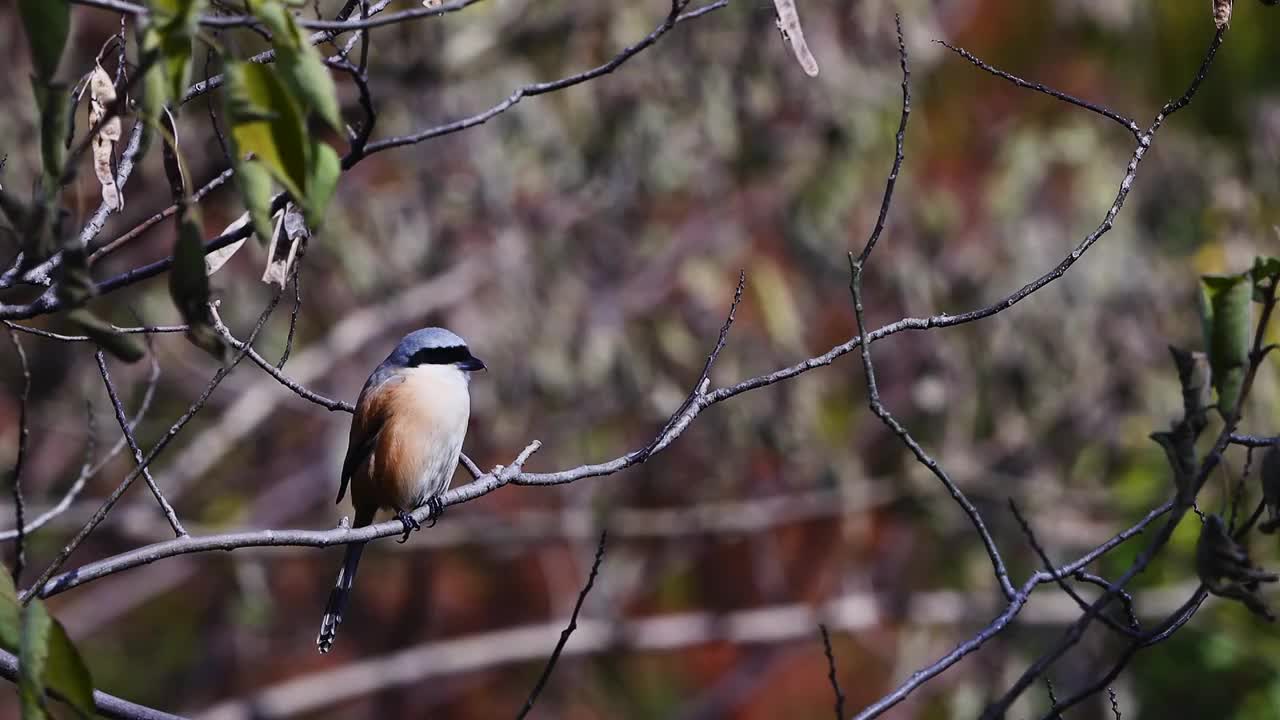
[317,327,485,654]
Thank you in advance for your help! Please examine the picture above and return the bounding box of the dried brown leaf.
[261,205,306,288]
[205,212,251,275]
[88,63,121,212]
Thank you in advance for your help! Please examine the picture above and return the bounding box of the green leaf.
[31,81,69,190]
[1253,256,1280,302]
[19,600,52,720]
[0,570,19,652]
[247,0,298,47]
[66,309,145,363]
[278,46,342,132]
[224,62,309,206]
[170,203,230,360]
[248,0,341,129]
[303,142,340,228]
[44,619,94,719]
[233,159,276,245]
[55,247,96,308]
[1199,273,1253,415]
[139,0,205,123]
[18,0,70,81]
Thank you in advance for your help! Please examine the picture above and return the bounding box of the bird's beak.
[458,356,486,372]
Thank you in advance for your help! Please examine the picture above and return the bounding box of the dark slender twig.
[1044,677,1062,720]
[276,256,304,370]
[1107,687,1122,719]
[936,40,1141,138]
[1009,499,1139,638]
[855,13,909,265]
[358,0,726,162]
[19,290,284,603]
[638,269,744,461]
[75,0,488,31]
[1228,445,1256,533]
[5,328,30,581]
[87,169,233,264]
[0,350,159,542]
[515,530,608,720]
[819,624,846,720]
[1040,587,1208,719]
[205,47,232,167]
[0,647,186,720]
[844,18,1012,602]
[4,321,187,342]
[96,351,187,537]
[1071,571,1140,632]
[992,210,1268,718]
[1,0,729,320]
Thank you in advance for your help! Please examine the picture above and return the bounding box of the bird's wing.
[337,372,403,504]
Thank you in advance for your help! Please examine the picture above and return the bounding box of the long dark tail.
[317,507,375,653]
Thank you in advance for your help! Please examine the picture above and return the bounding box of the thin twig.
[855,13,909,265]
[638,269,744,461]
[358,0,727,162]
[819,624,846,720]
[843,17,1014,602]
[1044,677,1062,720]
[19,290,285,603]
[0,350,160,542]
[5,328,30,581]
[96,351,187,537]
[936,40,1141,138]
[1009,499,1139,638]
[5,321,187,342]
[1,0,729,321]
[276,256,303,370]
[516,530,608,719]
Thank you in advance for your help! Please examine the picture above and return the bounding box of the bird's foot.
[395,510,421,543]
[425,496,445,528]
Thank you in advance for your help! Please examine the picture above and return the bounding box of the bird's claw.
[425,496,445,528]
[395,510,421,543]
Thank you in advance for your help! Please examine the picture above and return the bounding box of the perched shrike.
[317,327,485,654]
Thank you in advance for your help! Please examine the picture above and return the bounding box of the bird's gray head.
[383,327,486,372]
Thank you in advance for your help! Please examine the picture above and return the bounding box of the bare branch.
[854,13,909,265]
[0,0,729,321]
[20,290,285,603]
[96,351,186,537]
[193,577,1199,720]
[360,0,729,159]
[516,530,608,719]
[936,40,1141,138]
[819,624,845,720]
[638,269,744,462]
[0,647,185,720]
[1008,499,1139,638]
[4,321,187,342]
[0,349,160,542]
[5,327,31,580]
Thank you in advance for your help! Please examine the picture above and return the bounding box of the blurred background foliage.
[0,0,1279,718]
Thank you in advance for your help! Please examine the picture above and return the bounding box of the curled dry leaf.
[205,212,251,275]
[89,63,122,212]
[261,204,307,288]
[1214,0,1232,27]
[773,0,819,77]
